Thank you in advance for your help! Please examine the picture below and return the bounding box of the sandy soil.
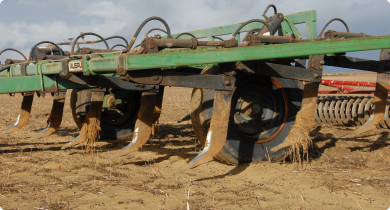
[0,73,389,209]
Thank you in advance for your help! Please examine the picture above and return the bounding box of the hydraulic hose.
[110,44,127,50]
[145,28,171,38]
[232,19,272,38]
[94,36,129,47]
[318,18,350,38]
[28,41,65,62]
[175,32,196,39]
[0,48,27,60]
[124,16,172,52]
[262,4,277,19]
[70,32,110,55]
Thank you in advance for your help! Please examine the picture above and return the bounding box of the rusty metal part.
[329,99,337,124]
[37,54,69,61]
[318,98,327,123]
[61,90,105,149]
[180,90,233,172]
[334,99,343,124]
[153,87,165,123]
[352,98,362,126]
[346,50,390,137]
[270,54,323,151]
[4,59,25,65]
[315,96,390,128]
[357,98,369,124]
[318,18,350,38]
[262,4,277,19]
[80,47,118,54]
[270,82,319,152]
[116,92,158,157]
[28,41,65,62]
[236,61,322,82]
[323,99,332,124]
[324,31,371,40]
[4,93,34,134]
[257,35,293,43]
[28,91,66,141]
[70,33,109,55]
[340,98,349,124]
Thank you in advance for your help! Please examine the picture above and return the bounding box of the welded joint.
[308,54,325,71]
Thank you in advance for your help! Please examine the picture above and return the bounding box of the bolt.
[41,55,46,60]
[261,114,265,119]
[85,55,90,60]
[241,120,245,124]
[313,73,319,79]
[150,85,155,89]
[139,84,144,88]
[224,80,230,86]
[85,71,91,76]
[153,75,159,81]
[236,111,240,115]
[320,60,325,65]
[319,65,324,70]
[134,84,139,87]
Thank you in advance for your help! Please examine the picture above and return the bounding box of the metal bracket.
[59,59,71,80]
[236,61,322,82]
[20,63,27,77]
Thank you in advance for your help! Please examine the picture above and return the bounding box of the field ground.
[0,73,389,209]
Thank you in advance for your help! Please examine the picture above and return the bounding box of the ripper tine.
[346,72,390,138]
[61,90,104,150]
[346,49,390,138]
[28,91,66,141]
[116,91,159,157]
[179,90,232,172]
[4,92,34,134]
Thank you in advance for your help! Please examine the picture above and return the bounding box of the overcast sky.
[1,0,390,72]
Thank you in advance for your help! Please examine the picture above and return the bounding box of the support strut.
[28,91,66,141]
[116,91,160,157]
[3,92,34,134]
[62,90,105,149]
[179,90,233,172]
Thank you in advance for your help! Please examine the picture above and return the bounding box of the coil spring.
[315,96,390,128]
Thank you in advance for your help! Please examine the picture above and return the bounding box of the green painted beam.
[163,10,317,39]
[0,62,65,77]
[114,36,390,70]
[0,75,91,93]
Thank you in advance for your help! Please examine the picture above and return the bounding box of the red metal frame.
[319,79,390,94]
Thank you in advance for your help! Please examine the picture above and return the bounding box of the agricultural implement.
[1,5,390,170]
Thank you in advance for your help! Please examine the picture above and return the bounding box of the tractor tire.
[190,69,303,164]
[70,89,141,140]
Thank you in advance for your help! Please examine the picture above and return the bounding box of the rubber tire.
[190,75,303,165]
[70,89,141,140]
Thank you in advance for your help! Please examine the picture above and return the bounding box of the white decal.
[68,61,83,72]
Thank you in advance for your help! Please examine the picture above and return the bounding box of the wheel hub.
[102,92,136,125]
[239,96,262,120]
[231,77,288,144]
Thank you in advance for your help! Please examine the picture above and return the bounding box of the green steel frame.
[0,10,389,94]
